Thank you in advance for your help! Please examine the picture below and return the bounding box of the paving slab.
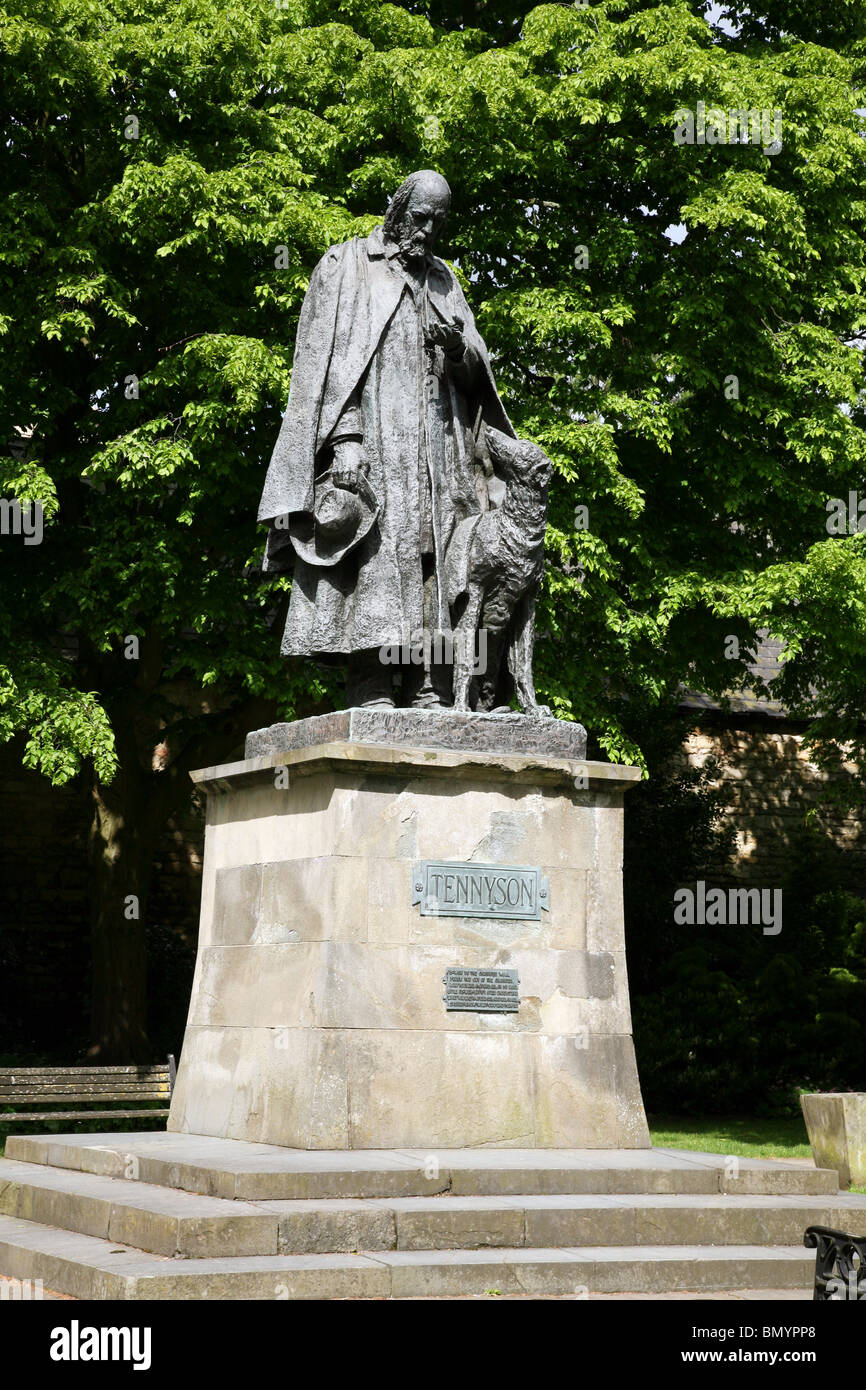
[0,1213,815,1299]
[0,1216,390,1300]
[5,1134,839,1199]
[652,1147,839,1196]
[365,1245,814,1298]
[6,1134,448,1199]
[261,1190,866,1251]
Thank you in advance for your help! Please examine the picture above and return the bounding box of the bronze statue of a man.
[257,170,514,708]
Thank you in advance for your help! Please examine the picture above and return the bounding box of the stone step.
[2,1158,863,1257]
[0,1159,279,1258]
[272,1191,866,1253]
[5,1133,839,1199]
[0,1214,816,1298]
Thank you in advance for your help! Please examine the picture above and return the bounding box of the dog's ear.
[483,425,512,464]
[531,445,554,480]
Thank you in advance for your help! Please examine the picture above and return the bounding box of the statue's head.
[486,427,553,489]
[384,170,451,266]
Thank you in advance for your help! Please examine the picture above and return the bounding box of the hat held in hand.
[289,469,379,568]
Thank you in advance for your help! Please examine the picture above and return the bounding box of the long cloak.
[257,225,513,658]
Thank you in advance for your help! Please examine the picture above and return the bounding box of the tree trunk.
[87,758,154,1062]
[83,684,279,1062]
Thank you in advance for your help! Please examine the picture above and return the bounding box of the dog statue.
[445,426,553,717]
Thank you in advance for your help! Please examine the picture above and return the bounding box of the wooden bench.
[0,1057,176,1125]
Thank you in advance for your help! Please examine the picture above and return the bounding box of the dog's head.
[485,427,553,487]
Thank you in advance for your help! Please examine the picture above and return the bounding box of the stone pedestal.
[168,710,650,1149]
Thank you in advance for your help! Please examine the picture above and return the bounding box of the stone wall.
[682,717,866,893]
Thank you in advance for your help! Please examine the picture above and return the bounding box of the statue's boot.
[346,650,395,708]
[408,681,448,710]
[402,650,452,710]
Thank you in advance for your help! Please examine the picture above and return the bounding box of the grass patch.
[649,1114,813,1160]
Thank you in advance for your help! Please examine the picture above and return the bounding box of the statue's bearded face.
[396,186,450,265]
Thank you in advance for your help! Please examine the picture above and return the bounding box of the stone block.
[345,1029,536,1149]
[258,857,368,944]
[524,1196,637,1247]
[533,1034,650,1148]
[169,1026,350,1149]
[391,1197,526,1251]
[211,863,263,946]
[586,864,627,954]
[262,1200,396,1254]
[801,1092,866,1188]
[245,707,588,762]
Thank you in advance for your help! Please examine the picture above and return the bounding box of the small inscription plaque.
[443,967,520,1013]
[412,862,549,920]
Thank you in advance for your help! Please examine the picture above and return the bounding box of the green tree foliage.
[632,815,866,1115]
[1,0,865,1050]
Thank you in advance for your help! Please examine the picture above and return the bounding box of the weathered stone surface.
[628,1196,862,1249]
[0,1173,111,1242]
[186,942,627,1037]
[370,1246,814,1298]
[0,1153,280,1260]
[259,858,368,944]
[390,1196,525,1251]
[532,1034,650,1148]
[339,1031,648,1148]
[127,1255,390,1301]
[4,1134,843,1199]
[586,864,627,953]
[169,736,647,1149]
[263,1199,396,1255]
[801,1093,866,1188]
[170,1027,350,1150]
[0,1218,133,1300]
[0,1126,839,1296]
[0,1208,823,1299]
[345,1030,537,1149]
[367,857,414,945]
[211,863,263,946]
[204,772,338,871]
[524,1196,637,1248]
[246,708,587,762]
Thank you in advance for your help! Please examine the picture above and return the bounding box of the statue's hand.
[331,439,364,492]
[426,315,465,361]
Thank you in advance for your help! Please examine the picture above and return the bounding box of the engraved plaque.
[443,967,520,1013]
[411,862,549,920]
